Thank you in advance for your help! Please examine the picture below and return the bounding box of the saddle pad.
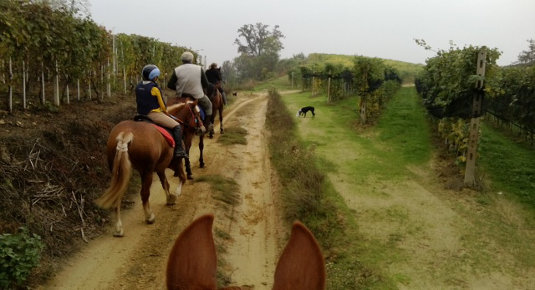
[151,124,175,148]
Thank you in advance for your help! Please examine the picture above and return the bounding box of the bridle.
[182,100,204,134]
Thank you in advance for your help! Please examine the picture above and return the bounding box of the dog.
[296,106,315,117]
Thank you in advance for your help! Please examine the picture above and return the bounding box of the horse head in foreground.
[166,214,326,290]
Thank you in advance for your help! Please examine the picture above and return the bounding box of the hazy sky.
[87,0,534,67]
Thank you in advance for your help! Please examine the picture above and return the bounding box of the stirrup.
[175,150,188,159]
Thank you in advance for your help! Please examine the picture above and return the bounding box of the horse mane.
[167,102,186,114]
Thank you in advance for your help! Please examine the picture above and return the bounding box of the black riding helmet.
[142,64,160,81]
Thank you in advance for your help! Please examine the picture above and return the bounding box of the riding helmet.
[142,64,160,81]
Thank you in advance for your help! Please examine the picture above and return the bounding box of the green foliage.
[486,65,535,133]
[352,56,385,94]
[1,1,193,108]
[0,228,44,288]
[415,45,501,119]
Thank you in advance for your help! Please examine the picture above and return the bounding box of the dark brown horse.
[206,82,224,139]
[166,214,326,289]
[94,102,198,237]
[167,97,205,180]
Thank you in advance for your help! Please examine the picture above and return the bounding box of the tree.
[517,39,535,65]
[234,23,284,81]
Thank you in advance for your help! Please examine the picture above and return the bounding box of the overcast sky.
[87,0,534,67]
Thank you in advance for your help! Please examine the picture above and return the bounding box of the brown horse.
[167,97,205,180]
[206,82,224,139]
[166,214,326,289]
[94,102,198,237]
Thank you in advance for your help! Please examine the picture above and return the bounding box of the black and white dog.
[296,106,315,117]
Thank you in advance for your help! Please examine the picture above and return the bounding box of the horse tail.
[95,131,134,209]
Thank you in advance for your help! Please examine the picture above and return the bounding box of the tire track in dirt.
[41,92,282,289]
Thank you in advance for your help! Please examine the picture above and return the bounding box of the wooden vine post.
[359,71,368,124]
[464,48,486,186]
[8,57,13,113]
[327,71,332,103]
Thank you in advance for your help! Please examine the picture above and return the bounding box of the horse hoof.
[187,175,194,180]
[113,230,124,237]
[167,194,177,205]
[146,213,155,224]
[200,163,205,168]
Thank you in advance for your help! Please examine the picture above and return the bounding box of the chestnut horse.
[166,214,326,289]
[206,83,224,139]
[94,102,199,237]
[167,97,205,180]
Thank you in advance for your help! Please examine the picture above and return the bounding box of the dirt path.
[41,92,282,290]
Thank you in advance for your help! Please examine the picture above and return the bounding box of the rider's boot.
[204,116,214,132]
[172,125,188,158]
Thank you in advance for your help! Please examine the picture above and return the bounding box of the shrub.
[0,228,44,288]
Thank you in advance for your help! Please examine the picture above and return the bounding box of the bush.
[0,228,44,288]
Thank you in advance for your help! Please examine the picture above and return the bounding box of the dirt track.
[41,92,283,290]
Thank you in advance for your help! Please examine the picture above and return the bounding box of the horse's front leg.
[185,155,193,179]
[141,172,155,224]
[219,108,224,134]
[157,169,176,205]
[113,201,124,237]
[199,135,205,168]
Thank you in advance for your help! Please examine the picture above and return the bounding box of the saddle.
[133,115,175,147]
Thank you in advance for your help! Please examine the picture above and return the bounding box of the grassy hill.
[304,53,423,84]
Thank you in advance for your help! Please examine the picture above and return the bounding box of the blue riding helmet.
[142,64,160,81]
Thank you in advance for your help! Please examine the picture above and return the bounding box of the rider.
[205,63,227,105]
[167,51,213,133]
[135,64,188,159]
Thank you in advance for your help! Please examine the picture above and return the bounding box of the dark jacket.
[136,81,163,115]
[205,67,222,85]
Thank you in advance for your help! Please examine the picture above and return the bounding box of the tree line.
[0,0,197,112]
[288,56,402,124]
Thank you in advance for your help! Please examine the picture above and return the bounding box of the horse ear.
[166,214,218,290]
[273,222,326,290]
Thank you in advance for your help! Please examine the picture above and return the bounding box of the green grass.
[265,81,535,288]
[217,126,248,145]
[266,89,397,289]
[195,175,240,206]
[377,87,432,165]
[479,123,535,209]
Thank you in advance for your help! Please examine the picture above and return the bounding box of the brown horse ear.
[166,214,218,290]
[273,221,326,290]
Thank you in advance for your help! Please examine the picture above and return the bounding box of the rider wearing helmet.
[135,64,188,159]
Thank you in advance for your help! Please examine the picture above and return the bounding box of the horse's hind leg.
[140,171,155,224]
[173,161,186,197]
[157,169,176,205]
[113,202,124,237]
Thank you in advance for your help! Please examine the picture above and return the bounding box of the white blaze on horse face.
[195,105,200,113]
